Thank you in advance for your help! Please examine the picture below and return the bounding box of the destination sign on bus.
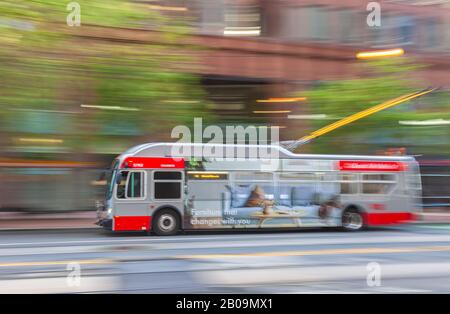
[338,160,407,172]
[121,157,185,169]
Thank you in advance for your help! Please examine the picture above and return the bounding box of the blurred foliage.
[0,0,210,154]
[300,58,450,155]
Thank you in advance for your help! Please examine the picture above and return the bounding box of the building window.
[425,19,439,48]
[308,6,330,41]
[279,6,309,40]
[223,1,262,37]
[397,16,415,45]
[198,0,225,35]
[338,9,360,44]
[196,0,262,37]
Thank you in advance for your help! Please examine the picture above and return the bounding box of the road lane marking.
[362,287,432,293]
[180,245,450,259]
[0,233,335,247]
[197,262,450,286]
[2,233,450,250]
[0,276,118,293]
[3,244,450,269]
[142,235,450,250]
[0,258,114,268]
[0,229,431,248]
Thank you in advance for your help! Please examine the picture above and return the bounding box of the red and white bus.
[96,143,421,235]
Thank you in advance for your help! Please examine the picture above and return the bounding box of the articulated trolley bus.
[96,143,421,235]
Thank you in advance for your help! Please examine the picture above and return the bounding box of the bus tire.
[342,207,365,231]
[152,208,181,236]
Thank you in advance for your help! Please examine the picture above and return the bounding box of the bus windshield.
[106,160,119,200]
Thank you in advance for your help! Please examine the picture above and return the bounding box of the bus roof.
[117,142,416,162]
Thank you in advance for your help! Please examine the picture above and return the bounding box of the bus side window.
[340,174,357,194]
[116,171,129,199]
[361,174,396,194]
[154,171,182,199]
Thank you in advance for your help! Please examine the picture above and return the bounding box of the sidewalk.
[0,211,97,231]
[0,211,449,231]
[416,212,450,224]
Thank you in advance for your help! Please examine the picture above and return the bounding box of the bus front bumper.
[96,218,112,230]
[96,207,113,230]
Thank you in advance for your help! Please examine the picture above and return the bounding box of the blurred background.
[0,0,450,215]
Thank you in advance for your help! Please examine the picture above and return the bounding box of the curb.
[416,213,450,224]
[0,227,99,232]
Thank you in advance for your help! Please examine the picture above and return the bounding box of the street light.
[356,48,405,59]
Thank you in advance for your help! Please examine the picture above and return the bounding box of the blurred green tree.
[0,0,210,155]
[298,58,450,155]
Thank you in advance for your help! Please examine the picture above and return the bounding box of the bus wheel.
[342,208,364,231]
[152,208,180,236]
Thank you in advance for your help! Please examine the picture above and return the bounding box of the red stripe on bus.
[114,216,151,231]
[338,161,407,172]
[121,157,184,169]
[364,212,415,225]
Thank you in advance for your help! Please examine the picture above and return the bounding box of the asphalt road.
[1,224,450,293]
